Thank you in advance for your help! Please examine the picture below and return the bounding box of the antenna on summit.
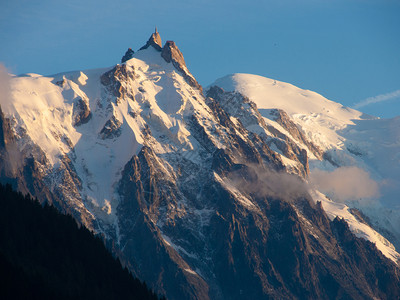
[155,26,158,33]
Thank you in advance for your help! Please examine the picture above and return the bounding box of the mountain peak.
[139,28,162,51]
[161,40,203,92]
[121,48,134,63]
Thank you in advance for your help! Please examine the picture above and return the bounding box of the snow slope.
[310,189,400,263]
[212,73,367,151]
[211,73,400,262]
[2,46,207,233]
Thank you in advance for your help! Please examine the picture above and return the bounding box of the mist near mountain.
[310,166,379,202]
[227,163,309,202]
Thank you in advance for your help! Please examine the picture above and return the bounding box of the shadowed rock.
[72,97,91,126]
[99,116,122,139]
[121,48,135,63]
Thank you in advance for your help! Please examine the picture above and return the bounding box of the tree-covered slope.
[0,183,163,300]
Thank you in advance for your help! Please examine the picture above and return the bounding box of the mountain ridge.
[0,30,400,299]
[211,73,400,252]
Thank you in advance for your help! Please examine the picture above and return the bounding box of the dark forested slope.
[0,183,163,300]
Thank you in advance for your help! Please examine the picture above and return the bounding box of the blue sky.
[1,0,399,118]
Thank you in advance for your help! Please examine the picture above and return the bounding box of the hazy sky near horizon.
[1,0,399,118]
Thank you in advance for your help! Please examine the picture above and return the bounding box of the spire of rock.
[121,48,135,63]
[161,41,203,93]
[139,28,162,51]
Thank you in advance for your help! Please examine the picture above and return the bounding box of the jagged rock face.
[207,86,267,129]
[99,116,122,139]
[0,108,13,151]
[207,86,310,177]
[330,217,400,299]
[72,97,91,126]
[161,41,185,64]
[121,48,135,63]
[269,109,323,160]
[113,82,399,298]
[100,64,135,101]
[140,30,162,51]
[0,108,94,227]
[161,41,203,93]
[117,147,210,299]
[1,33,400,300]
[116,134,400,299]
[0,107,17,182]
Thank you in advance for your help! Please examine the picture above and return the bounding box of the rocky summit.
[1,31,400,299]
[140,27,163,51]
[121,48,135,64]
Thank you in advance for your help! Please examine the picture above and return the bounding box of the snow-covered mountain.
[1,30,399,299]
[211,73,400,257]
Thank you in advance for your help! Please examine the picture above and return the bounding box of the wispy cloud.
[310,167,379,202]
[353,89,400,109]
[227,163,309,203]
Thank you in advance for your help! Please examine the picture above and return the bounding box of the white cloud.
[228,164,309,203]
[353,89,400,109]
[310,166,379,202]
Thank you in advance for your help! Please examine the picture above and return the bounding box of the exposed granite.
[161,41,203,93]
[139,28,162,51]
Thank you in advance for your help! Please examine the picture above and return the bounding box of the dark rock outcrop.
[0,107,17,185]
[121,47,135,63]
[99,115,122,139]
[72,96,91,126]
[207,86,267,130]
[331,217,400,300]
[101,64,135,103]
[0,107,13,151]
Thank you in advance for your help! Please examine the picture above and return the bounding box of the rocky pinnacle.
[161,40,203,93]
[121,48,135,63]
[139,28,162,51]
